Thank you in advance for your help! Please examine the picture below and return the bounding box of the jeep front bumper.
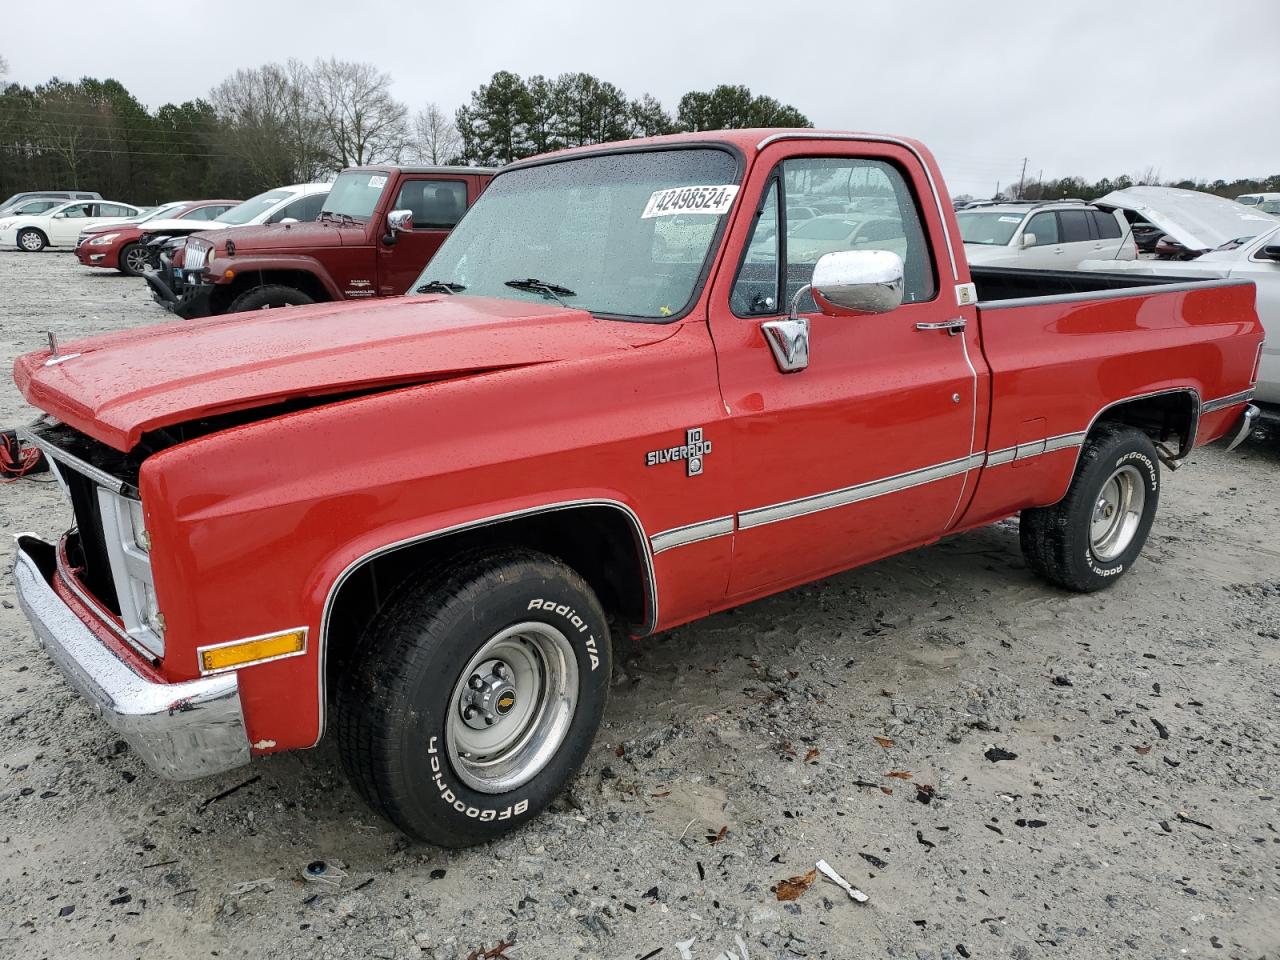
[143,268,214,319]
[13,534,250,781]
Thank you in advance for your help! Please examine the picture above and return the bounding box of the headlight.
[89,233,119,245]
[98,489,165,649]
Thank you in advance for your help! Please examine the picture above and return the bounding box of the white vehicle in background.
[786,214,907,264]
[1080,188,1280,419]
[0,197,69,218]
[142,183,331,238]
[0,199,144,251]
[1236,192,1280,207]
[957,200,1136,268]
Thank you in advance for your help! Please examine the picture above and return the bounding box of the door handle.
[915,318,967,335]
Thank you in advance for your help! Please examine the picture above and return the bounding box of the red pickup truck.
[12,129,1262,847]
[145,165,494,317]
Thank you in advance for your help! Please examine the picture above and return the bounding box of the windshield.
[216,189,292,225]
[957,211,1025,245]
[416,148,741,321]
[137,202,187,223]
[322,171,387,220]
[10,199,63,215]
[1258,200,1280,215]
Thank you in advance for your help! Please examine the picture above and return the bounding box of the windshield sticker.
[369,175,387,189]
[642,185,739,219]
[998,216,1021,223]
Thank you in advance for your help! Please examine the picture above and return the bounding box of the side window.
[99,203,132,217]
[1058,210,1091,243]
[1024,212,1059,246]
[782,157,935,307]
[60,203,90,218]
[268,197,308,224]
[393,179,468,230]
[184,206,217,221]
[730,180,780,316]
[1091,210,1122,239]
[295,193,326,222]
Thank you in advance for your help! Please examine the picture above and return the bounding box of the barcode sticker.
[642,185,739,219]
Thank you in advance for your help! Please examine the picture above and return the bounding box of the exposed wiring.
[0,436,44,483]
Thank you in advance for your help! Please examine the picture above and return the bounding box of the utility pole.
[994,180,1000,200]
[1016,157,1028,199]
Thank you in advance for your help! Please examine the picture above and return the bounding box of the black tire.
[117,242,150,277]
[227,284,315,313]
[17,228,46,252]
[1019,424,1160,592]
[335,549,612,846]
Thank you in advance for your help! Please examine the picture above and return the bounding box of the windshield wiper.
[416,280,466,294]
[505,277,577,306]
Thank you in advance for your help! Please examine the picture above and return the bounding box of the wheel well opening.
[218,270,330,309]
[324,506,649,690]
[1094,391,1199,458]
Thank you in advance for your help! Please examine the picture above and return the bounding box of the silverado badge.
[646,427,711,477]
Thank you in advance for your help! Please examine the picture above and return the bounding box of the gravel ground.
[1,249,1278,960]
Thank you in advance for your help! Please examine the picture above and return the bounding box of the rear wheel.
[335,549,611,846]
[1020,424,1160,592]
[227,284,315,313]
[17,228,46,252]
[118,242,150,276]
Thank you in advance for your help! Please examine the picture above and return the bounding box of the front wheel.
[118,242,150,276]
[335,550,612,846]
[1019,424,1160,592]
[227,284,315,313]
[17,228,46,252]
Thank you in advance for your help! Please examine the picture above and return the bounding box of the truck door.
[378,176,471,296]
[707,140,984,598]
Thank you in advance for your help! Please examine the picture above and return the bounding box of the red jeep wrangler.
[146,166,494,317]
[13,129,1262,847]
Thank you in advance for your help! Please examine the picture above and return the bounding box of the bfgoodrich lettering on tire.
[335,549,611,846]
[1019,423,1160,592]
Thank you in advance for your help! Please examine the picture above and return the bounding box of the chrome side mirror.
[808,249,904,315]
[279,217,299,226]
[388,209,414,234]
[1020,232,1037,248]
[761,250,905,375]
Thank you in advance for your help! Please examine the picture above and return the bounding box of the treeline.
[0,54,811,204]
[3,52,1276,207]
[957,167,1280,205]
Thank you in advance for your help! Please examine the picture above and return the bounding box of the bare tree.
[310,58,408,167]
[412,102,462,165]
[211,64,325,185]
[0,54,8,78]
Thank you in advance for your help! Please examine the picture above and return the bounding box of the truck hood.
[15,295,674,451]
[1095,186,1279,253]
[192,220,342,251]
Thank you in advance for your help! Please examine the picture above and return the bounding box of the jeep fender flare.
[215,254,345,300]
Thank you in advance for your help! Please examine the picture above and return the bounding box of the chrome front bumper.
[12,535,251,781]
[1224,403,1261,452]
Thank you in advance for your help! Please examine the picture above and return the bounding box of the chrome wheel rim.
[124,247,149,272]
[444,621,579,794]
[19,232,42,251]
[1090,464,1145,561]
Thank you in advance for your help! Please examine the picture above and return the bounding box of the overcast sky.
[6,0,1279,197]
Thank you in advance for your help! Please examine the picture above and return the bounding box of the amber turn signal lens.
[200,629,306,673]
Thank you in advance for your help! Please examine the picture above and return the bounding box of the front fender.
[207,253,344,300]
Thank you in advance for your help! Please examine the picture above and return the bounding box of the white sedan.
[0,199,144,251]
